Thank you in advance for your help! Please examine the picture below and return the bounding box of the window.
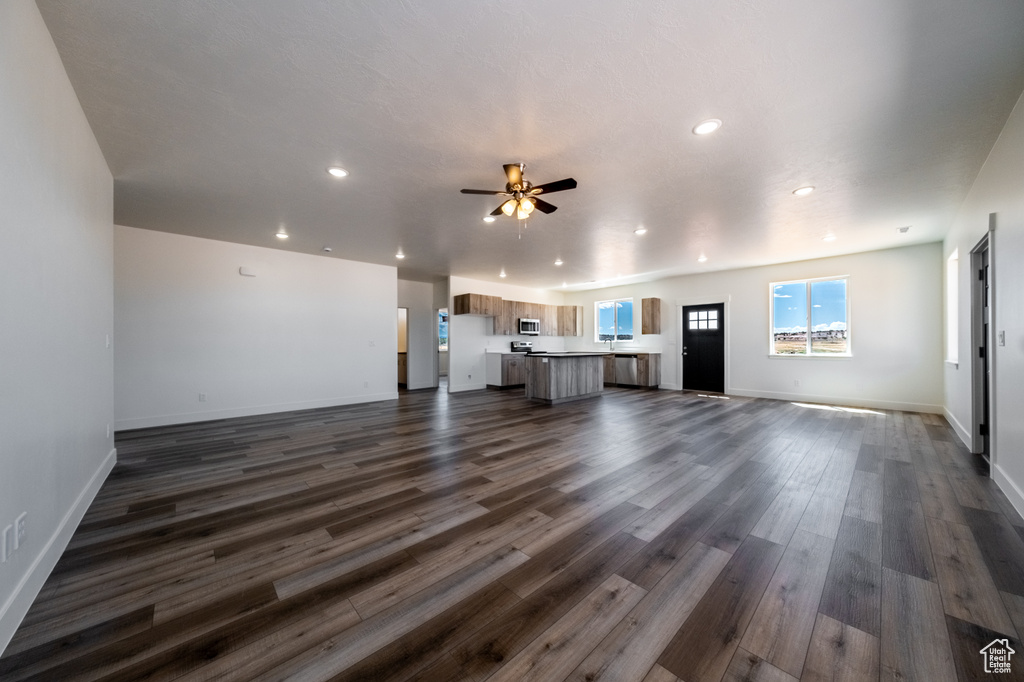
[596,298,633,342]
[687,308,719,330]
[438,309,448,352]
[946,249,958,363]
[771,277,849,355]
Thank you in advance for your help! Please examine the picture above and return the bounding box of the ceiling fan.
[461,163,577,220]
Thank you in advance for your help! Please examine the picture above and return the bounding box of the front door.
[683,303,725,392]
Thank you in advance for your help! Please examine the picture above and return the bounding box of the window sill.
[768,353,853,359]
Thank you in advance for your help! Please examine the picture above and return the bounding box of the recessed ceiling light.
[323,246,332,252]
[793,186,815,196]
[554,259,563,266]
[499,269,507,278]
[562,282,567,287]
[483,216,496,223]
[697,254,708,263]
[693,119,722,135]
[823,234,837,242]
[395,251,405,259]
[275,231,289,239]
[634,227,648,235]
[327,167,348,178]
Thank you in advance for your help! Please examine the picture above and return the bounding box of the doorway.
[397,307,408,388]
[682,303,725,393]
[970,233,992,469]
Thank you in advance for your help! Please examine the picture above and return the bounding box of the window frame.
[945,250,958,365]
[769,275,851,357]
[594,297,635,343]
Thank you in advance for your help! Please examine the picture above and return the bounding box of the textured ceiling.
[36,0,1024,289]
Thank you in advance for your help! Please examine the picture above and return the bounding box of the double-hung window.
[596,298,633,342]
[771,277,849,355]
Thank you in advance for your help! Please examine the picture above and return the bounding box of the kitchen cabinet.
[642,298,661,335]
[604,352,661,387]
[494,299,516,335]
[502,354,526,386]
[603,354,616,385]
[486,353,526,387]
[557,305,584,337]
[456,293,577,337]
[453,293,501,316]
[543,304,558,336]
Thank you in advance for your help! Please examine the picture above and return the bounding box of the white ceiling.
[36,0,1024,290]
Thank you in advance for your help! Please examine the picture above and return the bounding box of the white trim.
[728,387,943,414]
[944,407,972,448]
[993,464,1024,521]
[115,393,398,430]
[0,448,117,654]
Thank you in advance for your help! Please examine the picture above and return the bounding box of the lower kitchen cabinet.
[604,352,660,388]
[486,353,526,388]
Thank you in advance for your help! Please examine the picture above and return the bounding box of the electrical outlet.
[1,525,11,563]
[199,393,207,402]
[364,381,369,388]
[468,374,472,380]
[14,513,26,551]
[369,340,376,347]
[794,379,801,387]
[107,423,111,439]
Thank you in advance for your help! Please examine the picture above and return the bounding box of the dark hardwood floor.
[3,386,1023,681]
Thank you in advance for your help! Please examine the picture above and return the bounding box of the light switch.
[998,330,1006,346]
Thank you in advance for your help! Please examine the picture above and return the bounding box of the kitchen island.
[525,352,606,404]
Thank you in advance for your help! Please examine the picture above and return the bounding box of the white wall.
[0,0,115,653]
[448,276,566,392]
[944,88,1024,516]
[397,279,437,390]
[114,226,398,428]
[565,244,944,413]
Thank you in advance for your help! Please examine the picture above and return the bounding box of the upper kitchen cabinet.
[642,297,661,335]
[557,305,584,337]
[453,293,502,316]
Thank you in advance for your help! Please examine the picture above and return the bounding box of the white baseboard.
[115,392,399,430]
[993,464,1024,522]
[0,448,116,655]
[727,387,943,414]
[944,407,972,449]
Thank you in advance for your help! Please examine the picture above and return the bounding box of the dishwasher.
[614,354,638,386]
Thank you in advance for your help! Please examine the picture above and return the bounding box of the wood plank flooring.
[2,386,1023,681]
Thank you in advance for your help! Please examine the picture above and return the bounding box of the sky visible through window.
[597,299,633,341]
[773,280,846,334]
[773,279,847,354]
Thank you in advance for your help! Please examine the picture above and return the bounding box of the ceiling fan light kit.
[461,163,577,226]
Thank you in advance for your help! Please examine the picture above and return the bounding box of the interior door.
[682,303,725,392]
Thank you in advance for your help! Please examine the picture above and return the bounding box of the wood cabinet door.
[642,298,661,334]
[603,355,615,384]
[502,355,525,385]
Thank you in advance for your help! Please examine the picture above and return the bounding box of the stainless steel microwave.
[519,318,540,335]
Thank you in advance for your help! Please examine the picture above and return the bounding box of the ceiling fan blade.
[531,177,577,194]
[532,198,558,214]
[503,163,524,188]
[490,204,506,216]
[460,189,507,195]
